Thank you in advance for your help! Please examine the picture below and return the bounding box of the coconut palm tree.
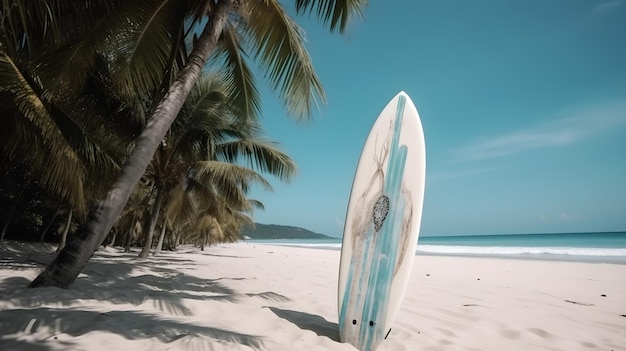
[1,1,145,248]
[29,0,367,288]
[160,183,258,252]
[138,72,296,257]
[1,1,133,216]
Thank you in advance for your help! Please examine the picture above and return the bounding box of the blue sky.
[248,0,626,237]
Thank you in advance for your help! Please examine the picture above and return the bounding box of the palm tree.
[140,74,295,257]
[1,1,141,246]
[1,0,132,211]
[139,72,296,257]
[29,0,367,288]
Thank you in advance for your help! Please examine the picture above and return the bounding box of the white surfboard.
[338,91,426,351]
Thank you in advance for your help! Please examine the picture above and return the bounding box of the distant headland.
[242,223,332,240]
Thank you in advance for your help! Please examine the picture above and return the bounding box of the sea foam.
[417,245,626,257]
[268,242,626,258]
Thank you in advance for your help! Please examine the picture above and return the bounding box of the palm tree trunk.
[154,222,167,255]
[172,231,180,250]
[28,0,234,288]
[57,208,73,252]
[1,181,27,241]
[124,218,136,253]
[108,230,117,247]
[0,207,13,241]
[139,186,165,258]
[39,203,61,242]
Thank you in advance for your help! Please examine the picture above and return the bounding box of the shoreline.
[246,240,626,265]
[1,241,625,350]
[415,251,626,265]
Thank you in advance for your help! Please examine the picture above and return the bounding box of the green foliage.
[157,73,296,247]
[0,0,367,248]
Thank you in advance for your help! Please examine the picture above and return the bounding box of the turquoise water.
[420,232,626,248]
[246,232,626,263]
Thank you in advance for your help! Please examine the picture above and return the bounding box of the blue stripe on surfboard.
[339,225,374,333]
[360,96,407,350]
[362,146,407,350]
[340,95,409,351]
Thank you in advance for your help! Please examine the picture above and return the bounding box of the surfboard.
[338,91,426,351]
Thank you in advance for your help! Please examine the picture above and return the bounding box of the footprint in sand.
[436,328,456,338]
[580,341,597,348]
[438,338,453,345]
[527,328,553,339]
[499,329,521,339]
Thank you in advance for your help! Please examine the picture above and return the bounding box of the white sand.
[1,241,625,351]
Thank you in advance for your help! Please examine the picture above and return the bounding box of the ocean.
[246,232,626,264]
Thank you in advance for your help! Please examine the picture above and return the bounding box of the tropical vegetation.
[0,0,367,288]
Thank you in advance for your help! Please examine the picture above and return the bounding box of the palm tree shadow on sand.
[265,307,340,342]
[0,308,263,351]
[0,248,264,350]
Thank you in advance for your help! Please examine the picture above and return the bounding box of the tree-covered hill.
[242,223,332,240]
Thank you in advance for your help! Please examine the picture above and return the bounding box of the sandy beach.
[1,241,625,351]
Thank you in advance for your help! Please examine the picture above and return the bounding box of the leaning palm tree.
[139,72,295,257]
[30,0,367,288]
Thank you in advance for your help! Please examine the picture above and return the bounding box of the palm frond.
[180,73,233,129]
[27,1,122,97]
[191,160,273,204]
[32,33,96,98]
[0,49,87,211]
[239,0,326,120]
[0,0,79,57]
[216,139,297,182]
[1,51,58,143]
[247,199,265,211]
[106,0,188,100]
[173,73,248,160]
[184,176,223,216]
[164,181,199,228]
[51,105,127,194]
[212,24,261,123]
[294,0,367,34]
